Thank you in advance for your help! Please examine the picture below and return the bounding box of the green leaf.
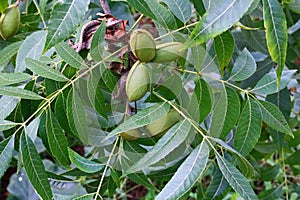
[16,30,47,72]
[0,96,19,120]
[263,0,288,82]
[251,70,296,95]
[185,0,254,48]
[127,0,178,29]
[214,30,234,72]
[260,164,280,181]
[258,185,283,200]
[46,110,70,168]
[0,135,15,179]
[68,148,104,173]
[191,44,206,71]
[241,30,268,55]
[0,86,43,100]
[209,84,226,138]
[0,120,18,131]
[66,89,88,143]
[257,100,293,136]
[73,193,94,200]
[229,48,256,81]
[190,0,206,15]
[266,88,291,151]
[106,103,170,139]
[287,0,300,14]
[210,85,240,139]
[0,72,32,86]
[162,0,192,23]
[90,20,106,61]
[216,153,258,200]
[220,87,240,139]
[25,58,69,82]
[240,58,273,89]
[55,42,87,69]
[0,41,23,66]
[45,0,90,50]
[126,0,156,19]
[20,132,53,199]
[212,138,255,178]
[87,66,107,119]
[245,0,260,15]
[125,120,191,175]
[234,98,262,156]
[204,168,229,200]
[156,141,209,200]
[188,78,212,123]
[55,93,73,135]
[127,173,158,191]
[0,0,8,13]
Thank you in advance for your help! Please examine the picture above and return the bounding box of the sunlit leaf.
[257,100,293,136]
[16,30,47,72]
[25,58,68,82]
[229,48,256,81]
[234,98,262,156]
[20,133,53,199]
[156,141,209,200]
[216,153,258,200]
[240,58,273,89]
[25,117,40,142]
[127,0,178,29]
[0,72,32,86]
[0,96,19,120]
[0,135,15,179]
[185,0,254,48]
[73,193,95,200]
[106,103,170,139]
[0,120,18,131]
[251,70,296,95]
[162,0,192,23]
[0,86,43,100]
[125,120,191,175]
[45,0,90,50]
[263,0,287,82]
[55,42,87,69]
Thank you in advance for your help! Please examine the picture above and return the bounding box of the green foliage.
[0,0,299,199]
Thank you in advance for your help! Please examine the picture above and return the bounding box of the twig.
[100,0,111,14]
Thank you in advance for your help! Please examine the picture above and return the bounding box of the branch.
[100,0,111,14]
